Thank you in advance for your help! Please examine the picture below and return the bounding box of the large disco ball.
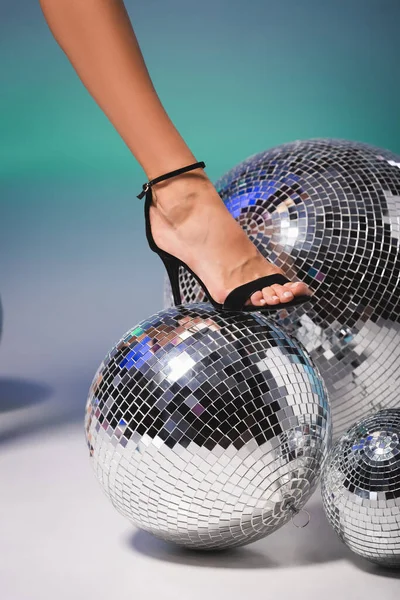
[85,304,331,550]
[164,139,400,438]
[321,408,400,567]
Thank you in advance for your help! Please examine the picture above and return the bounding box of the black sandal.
[137,161,313,312]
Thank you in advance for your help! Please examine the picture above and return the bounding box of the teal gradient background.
[0,0,399,432]
[1,0,400,185]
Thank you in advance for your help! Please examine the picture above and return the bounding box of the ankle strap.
[137,161,206,199]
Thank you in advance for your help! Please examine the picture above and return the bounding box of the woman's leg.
[39,0,312,306]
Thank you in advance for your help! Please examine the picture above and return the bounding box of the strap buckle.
[137,182,150,200]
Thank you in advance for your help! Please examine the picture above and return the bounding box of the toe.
[270,284,294,303]
[283,281,312,296]
[248,290,266,307]
[262,287,280,305]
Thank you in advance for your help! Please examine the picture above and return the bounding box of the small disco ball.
[321,408,400,567]
[85,303,331,550]
[164,139,400,438]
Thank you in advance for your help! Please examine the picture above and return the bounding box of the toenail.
[260,299,266,304]
[272,295,279,301]
[283,291,293,298]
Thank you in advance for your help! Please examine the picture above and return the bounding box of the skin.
[39,0,312,307]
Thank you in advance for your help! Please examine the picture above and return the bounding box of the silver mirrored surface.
[85,304,331,549]
[165,139,400,439]
[321,408,400,567]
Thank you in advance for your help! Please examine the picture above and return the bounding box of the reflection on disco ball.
[85,304,331,549]
[321,408,400,567]
[164,139,400,438]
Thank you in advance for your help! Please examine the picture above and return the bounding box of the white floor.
[1,415,399,600]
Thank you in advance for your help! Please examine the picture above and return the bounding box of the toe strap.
[223,273,290,311]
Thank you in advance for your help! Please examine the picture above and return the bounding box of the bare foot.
[148,170,312,307]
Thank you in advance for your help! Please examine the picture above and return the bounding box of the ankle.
[151,172,213,215]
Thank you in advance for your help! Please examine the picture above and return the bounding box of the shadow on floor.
[0,377,52,413]
[127,500,352,569]
[347,553,400,578]
[0,374,90,447]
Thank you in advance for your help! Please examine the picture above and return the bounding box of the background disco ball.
[164,139,400,439]
[85,304,331,550]
[321,408,400,567]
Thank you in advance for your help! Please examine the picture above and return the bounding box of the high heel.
[159,253,181,306]
[137,161,313,312]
